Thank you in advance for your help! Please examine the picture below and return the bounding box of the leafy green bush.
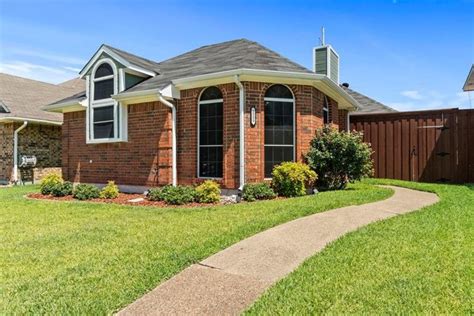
[147,185,196,205]
[195,180,221,203]
[40,173,63,195]
[272,162,317,197]
[306,126,374,190]
[73,183,100,200]
[51,181,73,197]
[242,182,276,202]
[100,181,119,199]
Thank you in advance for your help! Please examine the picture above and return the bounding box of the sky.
[0,0,473,111]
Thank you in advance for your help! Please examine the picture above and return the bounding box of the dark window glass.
[93,106,114,122]
[95,63,113,78]
[94,79,114,100]
[265,84,293,99]
[0,104,8,113]
[264,85,294,178]
[323,97,329,124]
[199,87,223,178]
[199,146,223,178]
[93,106,114,139]
[200,86,223,101]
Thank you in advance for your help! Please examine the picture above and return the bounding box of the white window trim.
[87,58,127,144]
[263,85,296,178]
[197,88,224,179]
[323,96,330,124]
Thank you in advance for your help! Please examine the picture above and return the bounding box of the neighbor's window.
[264,84,294,178]
[90,60,118,141]
[323,96,329,124]
[198,86,223,178]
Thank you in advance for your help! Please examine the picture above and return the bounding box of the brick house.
[44,39,361,192]
[0,74,84,184]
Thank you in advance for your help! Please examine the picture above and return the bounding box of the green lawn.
[0,182,391,314]
[246,180,473,315]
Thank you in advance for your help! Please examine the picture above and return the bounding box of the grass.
[0,182,391,314]
[246,180,473,315]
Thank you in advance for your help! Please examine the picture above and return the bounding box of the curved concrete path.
[118,186,438,316]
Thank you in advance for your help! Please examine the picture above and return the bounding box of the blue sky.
[0,0,473,110]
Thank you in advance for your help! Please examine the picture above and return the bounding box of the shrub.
[242,183,276,202]
[73,183,100,200]
[272,162,317,197]
[147,185,196,205]
[51,181,73,197]
[306,126,374,190]
[100,181,119,199]
[40,173,63,195]
[195,180,221,203]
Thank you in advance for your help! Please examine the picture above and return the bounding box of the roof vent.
[342,82,349,88]
[313,27,339,84]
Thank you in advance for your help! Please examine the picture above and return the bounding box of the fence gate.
[350,108,474,184]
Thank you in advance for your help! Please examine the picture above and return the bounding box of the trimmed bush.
[306,126,374,190]
[40,173,63,195]
[242,183,276,202]
[272,162,317,197]
[147,185,196,205]
[100,181,119,199]
[195,180,221,203]
[51,181,73,197]
[73,184,100,200]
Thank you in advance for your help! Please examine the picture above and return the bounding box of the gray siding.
[125,73,146,89]
[314,48,327,75]
[329,49,339,83]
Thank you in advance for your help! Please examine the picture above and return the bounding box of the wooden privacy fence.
[350,108,474,183]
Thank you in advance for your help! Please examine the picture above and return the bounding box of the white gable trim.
[79,45,156,78]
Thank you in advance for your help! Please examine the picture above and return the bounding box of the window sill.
[86,138,127,144]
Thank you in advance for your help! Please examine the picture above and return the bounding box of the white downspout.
[234,75,245,190]
[346,111,351,132]
[13,121,28,184]
[158,94,177,186]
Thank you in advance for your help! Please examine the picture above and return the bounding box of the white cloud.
[0,61,78,84]
[389,89,472,111]
[63,66,81,72]
[401,90,423,100]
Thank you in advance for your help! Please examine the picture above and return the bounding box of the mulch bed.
[27,193,221,208]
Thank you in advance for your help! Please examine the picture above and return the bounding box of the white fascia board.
[0,117,62,125]
[160,84,181,99]
[42,99,87,113]
[111,68,359,109]
[79,45,156,78]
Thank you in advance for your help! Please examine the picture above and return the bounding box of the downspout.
[158,94,177,186]
[346,111,351,132]
[234,75,245,190]
[13,121,28,184]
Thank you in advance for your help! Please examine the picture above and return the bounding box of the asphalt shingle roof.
[124,39,312,92]
[0,73,85,123]
[103,44,162,72]
[342,86,396,114]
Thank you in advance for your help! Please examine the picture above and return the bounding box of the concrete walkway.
[118,186,439,316]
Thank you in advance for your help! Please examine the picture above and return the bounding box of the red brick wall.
[62,82,339,189]
[338,109,349,132]
[62,102,172,186]
[176,83,240,189]
[243,83,336,183]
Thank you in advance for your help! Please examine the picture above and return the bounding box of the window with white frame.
[198,87,223,178]
[264,84,295,178]
[89,60,120,141]
[323,96,329,124]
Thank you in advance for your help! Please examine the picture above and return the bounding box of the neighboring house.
[463,65,474,92]
[0,73,84,184]
[44,39,360,191]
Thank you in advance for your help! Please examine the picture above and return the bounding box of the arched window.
[198,87,223,178]
[90,60,117,140]
[264,84,294,178]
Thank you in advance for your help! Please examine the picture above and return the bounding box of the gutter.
[234,75,245,190]
[0,117,62,126]
[13,121,28,184]
[158,94,177,186]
